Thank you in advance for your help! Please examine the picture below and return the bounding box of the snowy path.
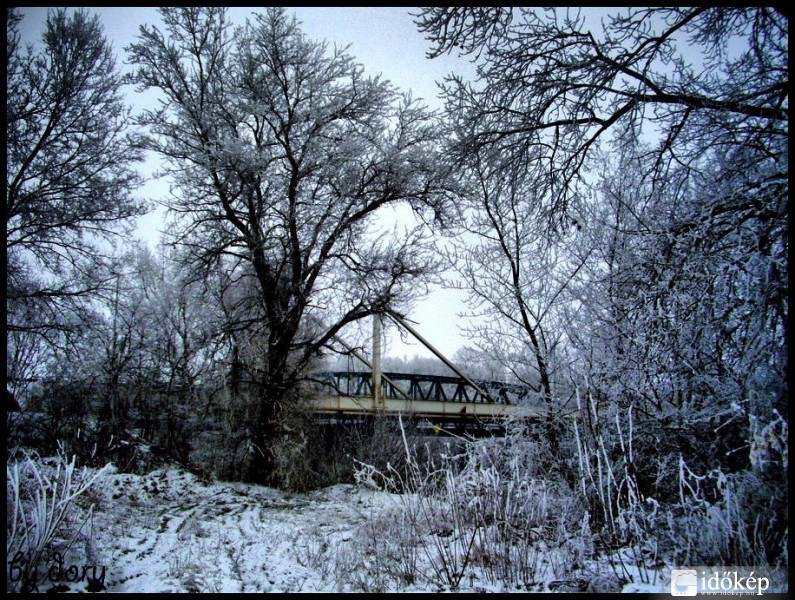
[92,468,391,593]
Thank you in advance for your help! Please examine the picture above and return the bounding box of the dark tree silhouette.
[416,7,787,226]
[127,8,454,483]
[7,8,146,399]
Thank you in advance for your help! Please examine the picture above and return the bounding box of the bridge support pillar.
[372,314,382,410]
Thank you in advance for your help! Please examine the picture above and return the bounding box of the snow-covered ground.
[11,456,788,594]
[95,468,399,593]
[12,462,681,593]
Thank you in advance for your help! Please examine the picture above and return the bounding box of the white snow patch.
[18,462,676,593]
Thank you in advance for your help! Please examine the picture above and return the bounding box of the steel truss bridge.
[305,312,546,427]
[309,371,543,422]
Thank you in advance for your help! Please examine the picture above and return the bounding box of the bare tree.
[442,152,589,464]
[127,8,453,483]
[6,8,146,347]
[418,6,787,403]
[447,152,585,405]
[418,7,787,487]
[416,7,787,227]
[95,244,222,465]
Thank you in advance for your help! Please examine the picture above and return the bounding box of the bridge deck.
[308,395,540,420]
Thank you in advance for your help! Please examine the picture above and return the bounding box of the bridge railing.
[311,371,537,406]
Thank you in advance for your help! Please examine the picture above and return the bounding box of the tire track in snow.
[96,469,395,592]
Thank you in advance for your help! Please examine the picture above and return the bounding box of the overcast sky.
[16,7,478,364]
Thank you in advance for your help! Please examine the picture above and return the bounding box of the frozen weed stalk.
[7,447,110,592]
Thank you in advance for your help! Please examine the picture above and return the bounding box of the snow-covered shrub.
[439,432,586,589]
[332,507,423,592]
[350,418,475,589]
[572,378,788,583]
[6,448,110,592]
[351,415,591,591]
[658,457,788,567]
[165,520,231,593]
[271,425,313,492]
[569,385,681,589]
[290,524,334,584]
[749,409,788,481]
[572,387,646,544]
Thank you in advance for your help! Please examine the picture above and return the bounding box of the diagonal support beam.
[384,310,495,402]
[330,333,413,401]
